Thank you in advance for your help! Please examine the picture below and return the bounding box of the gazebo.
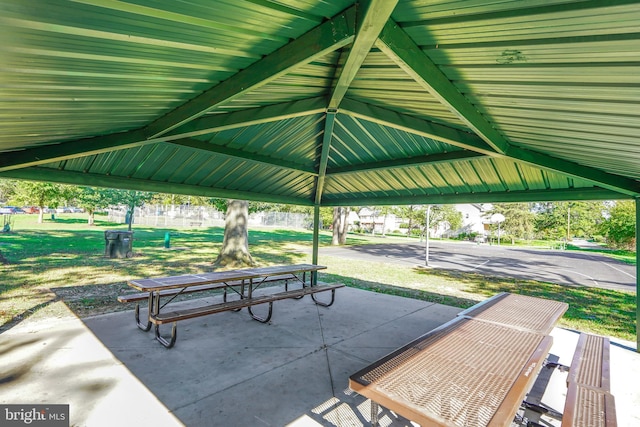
[1,0,639,348]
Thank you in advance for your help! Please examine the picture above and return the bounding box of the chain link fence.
[107,205,311,229]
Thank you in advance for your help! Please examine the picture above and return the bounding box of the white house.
[353,208,401,234]
[452,204,493,237]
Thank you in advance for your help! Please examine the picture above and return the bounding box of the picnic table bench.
[119,264,344,348]
[562,332,616,427]
[348,292,615,426]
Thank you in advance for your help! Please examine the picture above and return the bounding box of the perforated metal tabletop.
[350,317,553,427]
[458,292,568,334]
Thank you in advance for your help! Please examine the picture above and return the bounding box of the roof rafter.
[143,6,358,139]
[0,129,148,173]
[341,99,640,196]
[327,0,398,109]
[326,151,485,176]
[371,21,640,197]
[168,138,317,175]
[340,99,497,154]
[165,97,327,140]
[0,168,312,206]
[314,112,337,204]
[0,99,327,173]
[504,145,640,196]
[376,19,511,154]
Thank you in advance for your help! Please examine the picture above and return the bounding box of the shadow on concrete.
[82,286,461,426]
[1,286,638,426]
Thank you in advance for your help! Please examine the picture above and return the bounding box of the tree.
[117,190,155,231]
[489,203,535,242]
[601,200,636,250]
[395,205,424,236]
[0,179,17,204]
[10,181,66,223]
[375,206,395,236]
[428,205,463,237]
[534,201,604,240]
[213,199,256,268]
[331,207,350,245]
[75,187,115,226]
[566,201,605,239]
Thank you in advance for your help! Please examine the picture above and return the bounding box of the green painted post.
[164,232,171,249]
[312,205,320,286]
[636,197,640,352]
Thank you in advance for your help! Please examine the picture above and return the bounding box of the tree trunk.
[331,207,349,245]
[37,206,44,224]
[126,208,133,231]
[339,207,349,245]
[213,200,255,268]
[331,207,340,245]
[381,214,387,236]
[88,210,95,226]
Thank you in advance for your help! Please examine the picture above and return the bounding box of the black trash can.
[104,230,134,258]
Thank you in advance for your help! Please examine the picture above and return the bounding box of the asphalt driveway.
[319,240,636,293]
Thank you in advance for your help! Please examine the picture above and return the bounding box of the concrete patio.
[0,287,638,426]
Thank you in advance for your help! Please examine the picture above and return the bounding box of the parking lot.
[319,240,636,293]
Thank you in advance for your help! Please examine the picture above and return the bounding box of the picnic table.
[120,263,344,348]
[350,292,572,426]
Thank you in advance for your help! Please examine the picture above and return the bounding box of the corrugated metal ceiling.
[1,0,639,206]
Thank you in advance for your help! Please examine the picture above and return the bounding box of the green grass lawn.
[0,213,636,342]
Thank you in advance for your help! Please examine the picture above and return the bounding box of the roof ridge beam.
[376,19,510,155]
[314,111,337,204]
[168,138,317,175]
[143,6,358,139]
[328,0,398,109]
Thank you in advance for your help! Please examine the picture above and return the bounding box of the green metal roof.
[1,0,640,206]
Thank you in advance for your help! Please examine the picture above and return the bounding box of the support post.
[313,205,320,285]
[636,197,640,352]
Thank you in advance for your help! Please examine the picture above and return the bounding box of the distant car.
[55,207,72,213]
[474,235,487,243]
[0,206,25,214]
[22,206,40,214]
[69,207,84,213]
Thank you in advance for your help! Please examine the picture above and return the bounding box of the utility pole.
[425,205,431,266]
[567,205,571,242]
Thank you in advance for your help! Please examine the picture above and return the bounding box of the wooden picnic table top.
[457,292,568,334]
[128,263,326,292]
[350,316,553,427]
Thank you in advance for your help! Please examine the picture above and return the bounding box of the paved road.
[318,240,637,293]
